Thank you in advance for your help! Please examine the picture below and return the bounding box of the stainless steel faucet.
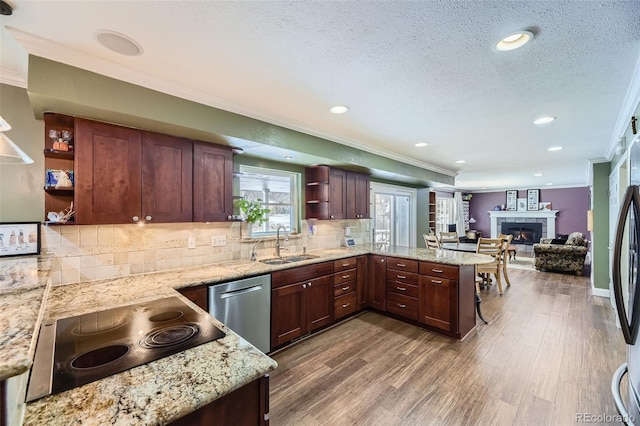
[250,239,263,262]
[275,225,289,258]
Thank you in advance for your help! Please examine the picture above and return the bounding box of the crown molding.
[0,66,26,88]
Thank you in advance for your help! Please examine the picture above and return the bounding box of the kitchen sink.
[259,254,319,265]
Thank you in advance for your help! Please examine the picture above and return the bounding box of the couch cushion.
[566,232,587,246]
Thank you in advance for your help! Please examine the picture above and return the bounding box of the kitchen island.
[0,244,492,425]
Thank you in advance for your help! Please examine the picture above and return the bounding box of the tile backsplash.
[42,219,371,286]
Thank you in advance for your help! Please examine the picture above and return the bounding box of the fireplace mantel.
[487,210,558,239]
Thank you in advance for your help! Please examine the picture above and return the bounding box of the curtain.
[454,192,466,237]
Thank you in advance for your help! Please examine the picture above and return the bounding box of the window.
[238,165,300,235]
[436,197,456,234]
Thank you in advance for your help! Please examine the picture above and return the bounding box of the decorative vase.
[241,221,252,238]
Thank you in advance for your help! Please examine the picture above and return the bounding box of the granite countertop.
[1,245,493,426]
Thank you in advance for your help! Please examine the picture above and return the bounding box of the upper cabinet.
[193,141,234,222]
[305,165,369,220]
[43,113,76,224]
[75,118,193,224]
[66,116,237,225]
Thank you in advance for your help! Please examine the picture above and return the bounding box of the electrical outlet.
[211,235,226,247]
[187,237,196,249]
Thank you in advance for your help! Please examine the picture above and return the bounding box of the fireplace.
[501,222,543,245]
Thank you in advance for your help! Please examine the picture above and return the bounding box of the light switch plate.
[187,237,196,249]
[211,235,226,247]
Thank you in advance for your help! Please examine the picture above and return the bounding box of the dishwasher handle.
[220,285,263,299]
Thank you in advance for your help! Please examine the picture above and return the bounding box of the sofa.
[532,232,589,275]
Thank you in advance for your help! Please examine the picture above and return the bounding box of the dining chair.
[498,233,513,288]
[424,234,441,249]
[476,237,504,294]
[439,231,459,247]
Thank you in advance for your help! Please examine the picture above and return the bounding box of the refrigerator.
[612,139,640,425]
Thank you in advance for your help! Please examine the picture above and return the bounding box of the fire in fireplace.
[500,222,543,245]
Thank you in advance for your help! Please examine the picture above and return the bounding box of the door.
[74,118,142,224]
[371,182,416,247]
[142,131,193,223]
[193,142,233,222]
[367,255,386,311]
[305,275,333,332]
[328,168,346,220]
[271,283,305,348]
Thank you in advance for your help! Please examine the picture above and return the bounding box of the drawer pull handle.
[342,303,350,308]
[396,286,406,291]
[432,269,444,273]
[342,286,350,291]
[342,275,350,279]
[397,263,406,267]
[397,275,406,279]
[431,280,443,284]
[342,263,350,267]
[397,304,407,308]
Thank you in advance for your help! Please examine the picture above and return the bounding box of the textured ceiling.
[2,1,640,190]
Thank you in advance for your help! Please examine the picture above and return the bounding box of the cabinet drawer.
[386,269,418,286]
[334,269,356,285]
[334,281,356,297]
[334,292,357,320]
[420,275,454,287]
[385,281,418,298]
[419,262,459,280]
[272,261,334,288]
[334,257,357,272]
[385,292,418,321]
[386,257,418,273]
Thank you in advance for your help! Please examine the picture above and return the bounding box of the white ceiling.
[2,1,640,191]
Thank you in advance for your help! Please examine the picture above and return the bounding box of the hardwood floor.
[269,268,626,425]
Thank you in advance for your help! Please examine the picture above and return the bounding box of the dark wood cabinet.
[43,113,76,224]
[271,262,334,348]
[367,255,387,311]
[333,257,357,320]
[178,285,208,311]
[75,118,193,224]
[193,141,234,222]
[386,258,419,321]
[356,255,368,310]
[304,166,370,220]
[346,171,370,219]
[170,375,269,426]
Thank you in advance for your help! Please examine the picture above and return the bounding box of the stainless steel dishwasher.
[209,274,271,353]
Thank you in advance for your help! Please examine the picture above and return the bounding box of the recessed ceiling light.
[95,30,143,56]
[534,116,556,125]
[496,30,534,51]
[330,105,349,114]
[415,142,428,147]
[546,182,553,186]
[456,160,466,164]
[284,155,293,160]
[534,173,543,177]
[548,146,563,151]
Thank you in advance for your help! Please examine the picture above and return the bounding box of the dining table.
[441,241,491,324]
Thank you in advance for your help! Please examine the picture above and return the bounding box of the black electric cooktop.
[27,297,225,401]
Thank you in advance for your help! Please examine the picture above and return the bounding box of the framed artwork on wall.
[506,190,517,210]
[527,189,540,211]
[517,198,527,211]
[0,222,41,258]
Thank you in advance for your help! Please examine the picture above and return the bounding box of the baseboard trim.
[592,287,610,298]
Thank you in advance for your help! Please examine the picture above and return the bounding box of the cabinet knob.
[308,282,312,287]
[145,215,152,221]
[330,214,334,219]
[303,284,307,288]
[132,216,139,222]
[227,215,232,220]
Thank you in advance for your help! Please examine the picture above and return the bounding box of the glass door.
[371,183,416,247]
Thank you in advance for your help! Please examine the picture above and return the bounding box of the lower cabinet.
[333,257,358,320]
[367,255,387,311]
[385,258,419,321]
[271,262,334,348]
[356,255,368,310]
[177,285,208,311]
[170,375,269,426]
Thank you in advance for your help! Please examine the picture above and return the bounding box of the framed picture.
[0,222,41,258]
[506,190,517,211]
[517,198,527,211]
[527,189,540,211]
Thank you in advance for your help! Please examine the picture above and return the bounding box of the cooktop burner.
[27,297,225,402]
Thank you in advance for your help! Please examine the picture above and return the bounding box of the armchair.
[532,232,588,275]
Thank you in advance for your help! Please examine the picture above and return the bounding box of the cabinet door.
[305,275,333,332]
[271,283,305,348]
[346,172,370,219]
[367,255,387,311]
[418,275,458,332]
[193,142,233,222]
[142,131,193,223]
[328,168,346,220]
[356,255,368,310]
[75,118,142,224]
[178,286,208,311]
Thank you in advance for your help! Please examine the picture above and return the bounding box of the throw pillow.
[551,239,567,244]
[566,232,586,246]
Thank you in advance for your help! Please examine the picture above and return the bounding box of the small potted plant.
[234,197,270,237]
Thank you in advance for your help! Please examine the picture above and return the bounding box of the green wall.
[0,84,44,222]
[592,162,610,290]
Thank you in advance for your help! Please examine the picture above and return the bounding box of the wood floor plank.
[270,268,626,425]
